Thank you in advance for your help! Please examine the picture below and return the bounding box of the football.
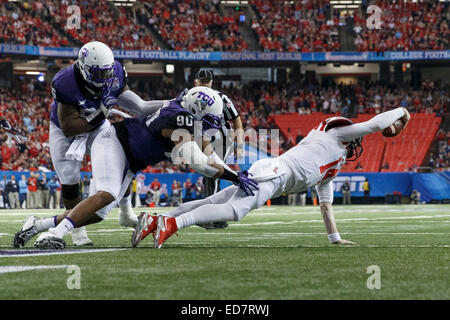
[382,118,405,137]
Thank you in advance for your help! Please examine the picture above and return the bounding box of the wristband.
[87,112,106,127]
[221,168,239,183]
[328,232,341,243]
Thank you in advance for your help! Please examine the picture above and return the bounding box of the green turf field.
[0,204,449,300]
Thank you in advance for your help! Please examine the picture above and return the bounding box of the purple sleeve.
[51,66,79,106]
[109,60,128,97]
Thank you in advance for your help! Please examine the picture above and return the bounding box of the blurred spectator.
[6,174,19,209]
[48,176,60,209]
[0,175,9,208]
[19,174,28,208]
[27,172,38,209]
[341,179,351,205]
[159,183,169,207]
[39,172,49,209]
[288,192,298,206]
[171,179,183,206]
[149,178,161,206]
[410,189,421,204]
[195,177,204,199]
[363,178,370,204]
[184,178,193,201]
[131,177,138,208]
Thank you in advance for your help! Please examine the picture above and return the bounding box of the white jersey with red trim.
[279,127,347,196]
[278,107,406,201]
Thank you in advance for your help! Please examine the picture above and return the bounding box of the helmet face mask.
[346,137,363,161]
[201,113,223,134]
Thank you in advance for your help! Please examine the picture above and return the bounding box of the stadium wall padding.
[1,171,448,203]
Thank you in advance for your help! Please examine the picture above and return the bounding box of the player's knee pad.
[61,183,80,201]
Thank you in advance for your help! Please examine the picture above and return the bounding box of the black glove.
[233,171,259,196]
[1,119,25,143]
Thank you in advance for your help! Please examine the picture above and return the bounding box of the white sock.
[175,203,235,230]
[119,196,131,210]
[50,217,75,238]
[35,216,57,232]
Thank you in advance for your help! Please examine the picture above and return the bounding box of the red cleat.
[154,215,178,249]
[131,212,158,247]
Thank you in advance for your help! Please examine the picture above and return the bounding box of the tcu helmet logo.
[195,91,215,111]
[80,47,89,63]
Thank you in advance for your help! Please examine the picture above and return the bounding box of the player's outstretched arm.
[57,102,97,138]
[117,88,168,117]
[316,182,356,245]
[330,107,409,142]
[319,202,356,245]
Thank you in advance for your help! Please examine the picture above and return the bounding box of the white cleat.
[119,206,138,228]
[34,231,65,250]
[13,216,39,248]
[71,227,94,246]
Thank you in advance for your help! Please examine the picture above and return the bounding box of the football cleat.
[73,235,94,246]
[154,215,178,249]
[13,216,39,248]
[118,206,139,228]
[131,212,158,247]
[34,231,66,250]
[197,222,229,230]
[71,227,94,246]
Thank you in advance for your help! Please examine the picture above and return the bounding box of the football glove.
[234,171,259,196]
[1,118,25,143]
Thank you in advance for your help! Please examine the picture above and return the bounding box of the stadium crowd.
[352,0,449,51]
[249,0,340,52]
[1,0,448,52]
[428,129,450,171]
[1,76,448,173]
[142,0,248,51]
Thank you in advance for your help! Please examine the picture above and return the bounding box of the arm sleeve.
[315,181,334,204]
[117,90,169,117]
[221,93,239,121]
[328,108,406,142]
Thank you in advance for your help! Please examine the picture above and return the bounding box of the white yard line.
[0,248,128,258]
[0,265,69,274]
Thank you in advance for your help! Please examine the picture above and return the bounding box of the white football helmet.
[77,41,115,88]
[181,86,223,119]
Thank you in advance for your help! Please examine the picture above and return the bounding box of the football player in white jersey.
[132,107,410,248]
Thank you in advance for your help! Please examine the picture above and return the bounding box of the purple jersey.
[113,100,195,172]
[50,60,127,128]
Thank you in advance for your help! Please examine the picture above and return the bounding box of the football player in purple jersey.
[28,86,258,249]
[13,41,169,248]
